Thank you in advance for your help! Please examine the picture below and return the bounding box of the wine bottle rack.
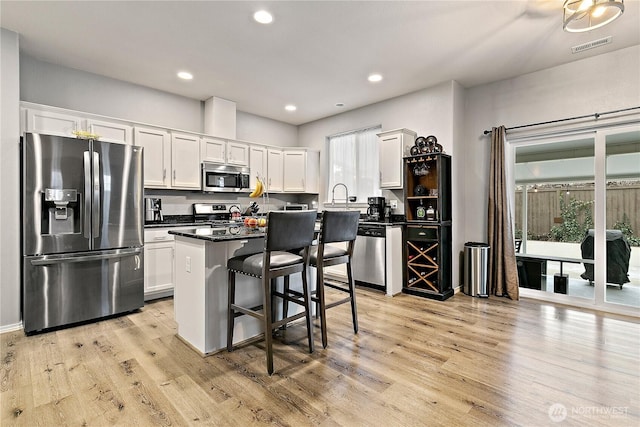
[406,241,439,292]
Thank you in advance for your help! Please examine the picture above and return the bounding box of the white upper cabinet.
[201,138,248,167]
[200,137,226,164]
[25,108,132,145]
[378,128,417,189]
[283,149,319,193]
[226,141,249,167]
[249,145,268,189]
[25,109,82,137]
[171,133,201,189]
[86,119,133,145]
[134,127,171,188]
[266,148,284,193]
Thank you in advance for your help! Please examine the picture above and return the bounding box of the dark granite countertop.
[169,225,265,242]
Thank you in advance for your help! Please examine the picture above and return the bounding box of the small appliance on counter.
[145,198,163,223]
[366,196,386,222]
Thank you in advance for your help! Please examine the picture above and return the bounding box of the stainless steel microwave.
[201,163,250,192]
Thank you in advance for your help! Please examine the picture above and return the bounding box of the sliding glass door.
[512,124,639,316]
[602,127,640,310]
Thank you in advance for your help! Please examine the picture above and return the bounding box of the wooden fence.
[514,184,640,240]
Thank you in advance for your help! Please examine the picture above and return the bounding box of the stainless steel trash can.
[463,242,490,297]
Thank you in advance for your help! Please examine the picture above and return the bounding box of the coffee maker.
[366,196,386,222]
[145,198,163,223]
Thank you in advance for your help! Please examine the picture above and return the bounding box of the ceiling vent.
[571,36,612,54]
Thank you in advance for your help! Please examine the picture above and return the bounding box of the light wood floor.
[1,289,639,426]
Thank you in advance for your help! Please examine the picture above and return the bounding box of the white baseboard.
[0,321,23,334]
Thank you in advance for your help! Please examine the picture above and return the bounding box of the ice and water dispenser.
[42,188,81,235]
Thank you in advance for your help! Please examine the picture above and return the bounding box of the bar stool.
[226,210,317,375]
[309,210,360,348]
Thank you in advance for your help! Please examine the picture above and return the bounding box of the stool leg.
[281,276,290,330]
[317,260,328,349]
[346,259,358,334]
[227,270,236,351]
[302,266,315,354]
[263,274,274,375]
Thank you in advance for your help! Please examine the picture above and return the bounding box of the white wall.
[462,45,640,247]
[236,110,298,147]
[20,55,203,132]
[19,56,299,145]
[0,29,22,331]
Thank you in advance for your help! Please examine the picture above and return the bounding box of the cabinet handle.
[301,178,305,188]
[269,178,272,187]
[418,232,426,236]
[173,170,176,180]
[379,171,382,185]
[153,237,169,241]
[163,169,166,180]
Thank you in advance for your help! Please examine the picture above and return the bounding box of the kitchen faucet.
[331,183,349,210]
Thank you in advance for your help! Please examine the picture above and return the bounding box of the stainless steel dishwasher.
[352,223,386,291]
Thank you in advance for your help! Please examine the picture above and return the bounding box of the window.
[327,125,382,204]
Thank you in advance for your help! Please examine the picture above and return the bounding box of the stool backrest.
[265,210,317,251]
[320,210,360,244]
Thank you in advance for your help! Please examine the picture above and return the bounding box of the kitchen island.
[169,225,313,356]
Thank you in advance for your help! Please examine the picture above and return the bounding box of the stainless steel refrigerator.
[22,132,144,334]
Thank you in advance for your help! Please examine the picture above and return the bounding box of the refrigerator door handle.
[83,151,92,238]
[30,247,142,266]
[92,151,101,238]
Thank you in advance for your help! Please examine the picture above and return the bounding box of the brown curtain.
[488,126,519,300]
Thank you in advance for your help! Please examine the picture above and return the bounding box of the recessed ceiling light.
[177,71,193,80]
[254,10,273,24]
[285,105,297,112]
[368,73,383,83]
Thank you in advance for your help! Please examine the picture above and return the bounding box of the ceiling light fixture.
[254,10,273,24]
[177,71,193,80]
[368,73,383,83]
[285,105,297,112]
[563,0,624,33]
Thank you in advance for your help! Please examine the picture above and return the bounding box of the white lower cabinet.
[144,228,175,300]
[144,225,210,300]
[144,241,175,299]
